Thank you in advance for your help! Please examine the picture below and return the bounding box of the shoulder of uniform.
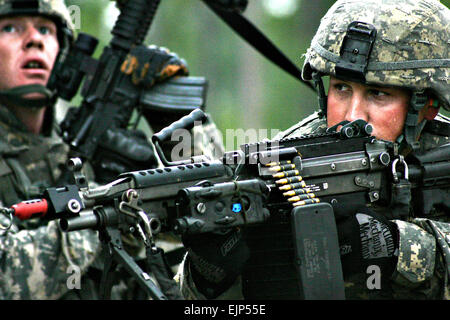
[419,113,450,151]
[391,219,436,286]
[0,132,15,155]
[0,116,32,155]
[273,112,327,140]
[424,113,450,136]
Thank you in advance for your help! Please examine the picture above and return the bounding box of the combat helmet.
[302,0,449,149]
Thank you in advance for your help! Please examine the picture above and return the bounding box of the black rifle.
[47,0,210,163]
[7,110,450,300]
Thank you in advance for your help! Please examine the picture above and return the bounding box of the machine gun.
[5,109,449,300]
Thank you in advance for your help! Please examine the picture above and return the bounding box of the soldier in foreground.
[177,0,450,299]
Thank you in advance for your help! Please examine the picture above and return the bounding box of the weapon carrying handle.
[152,108,207,144]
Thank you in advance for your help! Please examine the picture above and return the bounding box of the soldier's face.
[0,15,59,94]
[327,76,412,142]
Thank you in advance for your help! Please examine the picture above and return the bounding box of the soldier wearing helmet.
[274,0,450,300]
[177,0,450,300]
[298,0,449,152]
[0,0,224,299]
[0,0,101,300]
[276,0,450,300]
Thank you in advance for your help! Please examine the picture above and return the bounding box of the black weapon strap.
[202,1,314,91]
[0,84,55,108]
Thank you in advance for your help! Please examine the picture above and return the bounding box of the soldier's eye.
[1,24,16,33]
[38,26,50,35]
[369,89,389,97]
[334,83,351,92]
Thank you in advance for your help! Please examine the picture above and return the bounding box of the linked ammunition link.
[264,160,320,207]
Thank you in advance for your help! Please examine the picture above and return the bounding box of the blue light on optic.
[232,203,242,213]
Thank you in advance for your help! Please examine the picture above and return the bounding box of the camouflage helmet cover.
[302,0,450,110]
[0,0,74,44]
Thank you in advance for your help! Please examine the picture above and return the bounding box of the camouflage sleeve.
[391,219,450,299]
[174,253,243,300]
[272,112,327,140]
[0,214,100,299]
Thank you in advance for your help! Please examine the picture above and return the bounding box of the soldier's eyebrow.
[33,16,55,25]
[329,77,348,84]
[330,77,402,93]
[366,85,387,90]
[0,17,16,24]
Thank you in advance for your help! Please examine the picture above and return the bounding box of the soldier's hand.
[92,128,159,183]
[121,45,189,88]
[182,228,249,299]
[333,204,399,281]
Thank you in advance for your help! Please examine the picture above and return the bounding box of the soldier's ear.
[423,99,440,121]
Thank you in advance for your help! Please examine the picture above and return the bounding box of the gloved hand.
[92,128,159,183]
[182,228,249,299]
[333,204,399,281]
[121,45,189,88]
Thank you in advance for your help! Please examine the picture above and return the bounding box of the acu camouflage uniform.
[295,0,450,299]
[0,0,99,299]
[0,105,100,300]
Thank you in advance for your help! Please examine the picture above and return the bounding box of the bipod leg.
[99,227,167,300]
[99,242,118,300]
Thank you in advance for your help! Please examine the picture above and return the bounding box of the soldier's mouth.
[23,61,44,69]
[21,59,48,70]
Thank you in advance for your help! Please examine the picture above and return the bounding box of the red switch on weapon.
[11,199,49,220]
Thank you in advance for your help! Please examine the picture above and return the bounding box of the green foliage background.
[65,0,449,149]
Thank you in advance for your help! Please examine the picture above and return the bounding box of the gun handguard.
[152,108,208,144]
[152,109,208,166]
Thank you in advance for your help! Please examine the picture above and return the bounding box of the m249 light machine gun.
[4,110,449,300]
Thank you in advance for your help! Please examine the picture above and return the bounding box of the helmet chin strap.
[311,71,327,118]
[400,91,428,153]
[0,84,55,109]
